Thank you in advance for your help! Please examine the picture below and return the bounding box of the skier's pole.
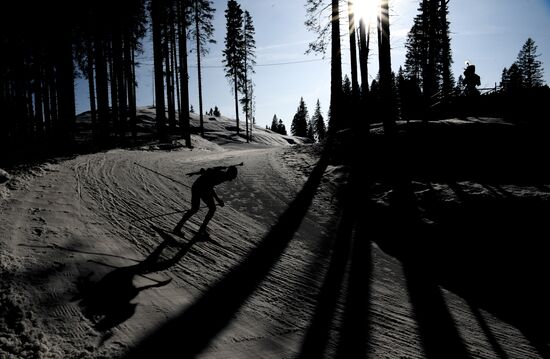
[134,162,191,188]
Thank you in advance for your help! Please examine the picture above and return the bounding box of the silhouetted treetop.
[516,38,545,88]
[291,97,309,137]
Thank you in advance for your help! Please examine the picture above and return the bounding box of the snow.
[0,169,10,184]
[1,111,549,358]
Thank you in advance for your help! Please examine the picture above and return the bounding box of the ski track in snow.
[1,141,545,358]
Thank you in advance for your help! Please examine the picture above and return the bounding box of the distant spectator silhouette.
[463,62,481,96]
[173,164,239,237]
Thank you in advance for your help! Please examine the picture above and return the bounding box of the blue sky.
[75,0,550,130]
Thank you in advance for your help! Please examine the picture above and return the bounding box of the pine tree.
[403,18,424,82]
[291,97,309,137]
[307,118,315,141]
[343,75,352,101]
[271,115,278,131]
[278,119,287,135]
[516,38,545,88]
[500,67,508,88]
[223,0,244,136]
[340,74,353,129]
[241,10,256,142]
[501,63,523,93]
[312,99,326,141]
[190,0,216,137]
[404,0,454,99]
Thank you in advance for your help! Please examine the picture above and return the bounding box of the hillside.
[2,114,550,358]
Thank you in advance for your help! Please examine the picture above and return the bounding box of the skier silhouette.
[463,61,481,96]
[173,165,239,237]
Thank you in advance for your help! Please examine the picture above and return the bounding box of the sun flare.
[352,0,381,25]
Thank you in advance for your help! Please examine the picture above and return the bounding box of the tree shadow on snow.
[373,181,550,358]
[123,143,332,358]
[298,164,373,359]
[365,119,550,357]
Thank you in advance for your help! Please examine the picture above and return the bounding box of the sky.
[75,0,550,131]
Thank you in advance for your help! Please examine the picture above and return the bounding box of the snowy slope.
[1,115,549,358]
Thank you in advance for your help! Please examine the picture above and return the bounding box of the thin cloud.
[257,39,311,51]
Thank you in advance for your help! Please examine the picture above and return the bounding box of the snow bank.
[188,112,308,147]
[0,252,67,359]
[0,169,10,183]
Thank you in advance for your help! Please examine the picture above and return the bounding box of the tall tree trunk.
[86,36,97,138]
[440,0,451,99]
[125,30,137,139]
[108,41,119,136]
[194,0,204,137]
[42,62,52,137]
[113,27,126,137]
[56,33,76,142]
[172,23,181,120]
[358,19,370,102]
[329,0,343,133]
[429,0,438,96]
[25,60,35,136]
[0,71,7,145]
[249,88,253,141]
[33,59,44,138]
[165,22,176,130]
[47,59,58,137]
[378,0,395,136]
[347,0,360,133]
[14,47,28,139]
[422,0,437,103]
[152,0,167,139]
[244,79,249,143]
[243,46,249,142]
[95,37,110,142]
[169,8,178,128]
[347,0,359,99]
[233,69,239,136]
[178,0,191,147]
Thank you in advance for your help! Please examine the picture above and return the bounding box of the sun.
[352,0,381,25]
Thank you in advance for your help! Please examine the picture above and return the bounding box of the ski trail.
[2,141,543,358]
[64,145,339,357]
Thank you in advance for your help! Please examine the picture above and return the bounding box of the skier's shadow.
[73,233,199,332]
